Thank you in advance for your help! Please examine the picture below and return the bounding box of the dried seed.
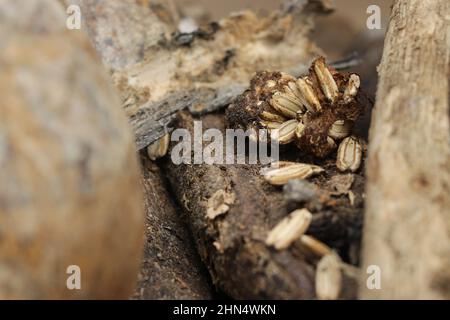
[313,58,339,103]
[336,136,362,172]
[295,121,306,139]
[300,235,332,256]
[248,125,259,143]
[272,119,298,144]
[283,179,316,203]
[259,120,282,129]
[280,72,297,82]
[264,162,324,185]
[348,190,356,206]
[285,82,307,112]
[147,133,169,160]
[260,110,286,123]
[316,253,343,300]
[296,77,322,113]
[283,85,305,106]
[327,136,337,149]
[328,120,352,140]
[270,92,303,118]
[343,74,360,103]
[266,209,313,250]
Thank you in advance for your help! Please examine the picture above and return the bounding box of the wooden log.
[163,112,363,299]
[361,0,450,299]
[132,156,213,299]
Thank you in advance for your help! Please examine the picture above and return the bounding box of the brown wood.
[361,0,450,299]
[163,112,363,299]
[69,0,332,150]
[132,156,213,300]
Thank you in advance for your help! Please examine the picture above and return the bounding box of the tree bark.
[132,156,213,299]
[66,0,331,150]
[361,0,450,299]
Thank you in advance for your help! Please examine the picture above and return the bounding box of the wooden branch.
[361,0,450,299]
[70,0,332,150]
[163,112,362,299]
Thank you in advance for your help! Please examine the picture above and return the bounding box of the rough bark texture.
[163,112,363,299]
[361,0,450,299]
[0,0,144,299]
[68,0,332,150]
[132,156,213,300]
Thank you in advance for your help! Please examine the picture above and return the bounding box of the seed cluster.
[226,57,364,162]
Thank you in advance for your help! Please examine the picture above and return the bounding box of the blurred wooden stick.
[361,0,450,299]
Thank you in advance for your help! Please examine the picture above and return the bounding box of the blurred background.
[174,0,392,57]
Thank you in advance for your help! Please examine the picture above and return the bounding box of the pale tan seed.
[300,235,332,256]
[343,74,360,103]
[264,163,324,185]
[260,110,286,123]
[336,136,362,172]
[348,190,356,206]
[269,161,300,168]
[328,120,352,140]
[259,120,282,129]
[287,81,302,97]
[283,85,305,106]
[266,209,313,250]
[313,59,339,103]
[295,121,306,139]
[272,119,298,144]
[280,72,297,82]
[316,253,343,300]
[296,77,322,113]
[266,80,277,88]
[270,92,303,118]
[285,82,307,113]
[147,133,169,160]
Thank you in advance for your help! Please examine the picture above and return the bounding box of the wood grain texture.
[67,0,331,150]
[361,0,450,299]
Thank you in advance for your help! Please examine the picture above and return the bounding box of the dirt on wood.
[161,111,365,299]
